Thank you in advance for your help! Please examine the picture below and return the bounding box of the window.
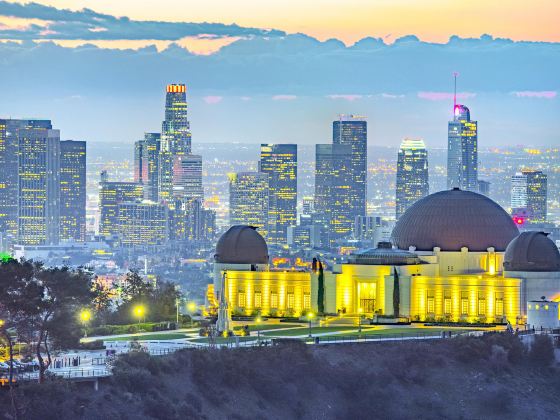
[254,292,262,308]
[287,293,295,309]
[478,291,486,316]
[270,292,278,308]
[460,291,469,315]
[427,290,435,314]
[444,290,452,315]
[303,293,311,309]
[238,292,246,308]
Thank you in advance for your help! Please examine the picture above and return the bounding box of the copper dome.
[503,231,560,272]
[391,188,519,252]
[214,225,269,264]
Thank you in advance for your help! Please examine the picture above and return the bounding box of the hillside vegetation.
[2,334,559,419]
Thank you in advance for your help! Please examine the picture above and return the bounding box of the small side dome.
[214,225,269,264]
[504,231,560,272]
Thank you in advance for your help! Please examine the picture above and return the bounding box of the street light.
[255,316,262,345]
[133,305,145,324]
[187,301,197,328]
[307,312,314,338]
[80,309,92,338]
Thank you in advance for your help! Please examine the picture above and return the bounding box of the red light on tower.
[513,216,525,226]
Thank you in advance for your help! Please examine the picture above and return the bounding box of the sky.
[0,0,558,147]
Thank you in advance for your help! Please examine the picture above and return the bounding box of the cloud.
[0,1,285,40]
[417,91,476,101]
[203,95,223,104]
[380,93,405,99]
[326,94,362,101]
[511,91,557,99]
[272,95,297,101]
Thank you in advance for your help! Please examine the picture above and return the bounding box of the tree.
[393,267,400,318]
[122,270,153,302]
[317,260,325,314]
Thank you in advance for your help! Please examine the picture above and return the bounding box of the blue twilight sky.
[0,1,558,147]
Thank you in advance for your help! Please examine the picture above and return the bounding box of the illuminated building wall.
[314,143,353,246]
[447,105,478,191]
[0,119,52,242]
[223,271,311,316]
[259,144,297,246]
[60,140,86,242]
[117,201,168,247]
[396,138,429,219]
[229,172,269,237]
[18,127,60,245]
[98,175,144,237]
[173,154,203,201]
[410,275,521,323]
[135,133,160,202]
[333,115,367,221]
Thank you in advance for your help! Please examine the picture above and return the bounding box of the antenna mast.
[453,72,458,109]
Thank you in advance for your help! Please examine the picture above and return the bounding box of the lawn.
[189,336,257,344]
[104,333,188,341]
[233,323,301,333]
[261,326,359,337]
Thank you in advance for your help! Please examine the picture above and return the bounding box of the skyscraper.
[333,115,367,219]
[117,201,168,248]
[511,170,547,224]
[135,133,161,202]
[60,140,86,242]
[314,143,353,246]
[159,84,192,202]
[18,127,60,245]
[259,144,297,245]
[0,119,52,241]
[99,172,144,238]
[173,154,204,201]
[229,172,269,237]
[447,76,478,191]
[396,138,429,219]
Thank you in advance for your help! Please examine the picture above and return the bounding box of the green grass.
[189,336,257,344]
[104,333,187,341]
[233,324,301,333]
[261,326,359,337]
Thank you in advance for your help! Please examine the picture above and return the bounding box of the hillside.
[2,334,559,419]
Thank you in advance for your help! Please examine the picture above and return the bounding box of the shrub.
[529,335,555,367]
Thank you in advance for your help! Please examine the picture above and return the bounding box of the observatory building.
[210,189,560,324]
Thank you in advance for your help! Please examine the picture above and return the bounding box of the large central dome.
[391,189,519,252]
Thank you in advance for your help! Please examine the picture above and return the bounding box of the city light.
[133,305,146,324]
[80,309,92,322]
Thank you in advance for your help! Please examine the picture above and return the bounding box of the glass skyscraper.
[314,143,353,246]
[60,140,86,242]
[173,154,204,201]
[447,104,478,191]
[259,144,297,246]
[229,172,269,237]
[396,138,429,219]
[511,170,547,224]
[135,133,161,202]
[333,115,367,219]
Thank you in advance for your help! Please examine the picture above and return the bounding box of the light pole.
[80,309,92,338]
[187,302,197,328]
[256,316,262,345]
[134,305,145,325]
[307,312,314,338]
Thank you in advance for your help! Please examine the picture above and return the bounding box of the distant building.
[0,119,52,241]
[478,180,491,196]
[395,138,429,219]
[333,115,367,220]
[447,104,478,191]
[302,197,314,215]
[117,201,168,248]
[135,133,160,202]
[60,140,86,242]
[287,224,321,249]
[99,172,144,238]
[173,154,203,201]
[354,216,379,241]
[511,170,547,224]
[259,144,297,245]
[18,126,61,245]
[229,172,269,237]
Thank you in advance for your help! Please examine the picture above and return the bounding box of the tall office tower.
[229,172,269,237]
[173,154,203,201]
[98,172,144,238]
[447,78,478,191]
[117,201,168,248]
[202,208,217,240]
[134,133,161,202]
[0,119,52,241]
[60,140,86,242]
[18,127,60,245]
[478,180,491,197]
[159,84,192,201]
[333,115,367,219]
[511,170,547,224]
[259,144,297,245]
[302,197,314,215]
[354,216,379,241]
[395,138,429,219]
[314,143,353,246]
